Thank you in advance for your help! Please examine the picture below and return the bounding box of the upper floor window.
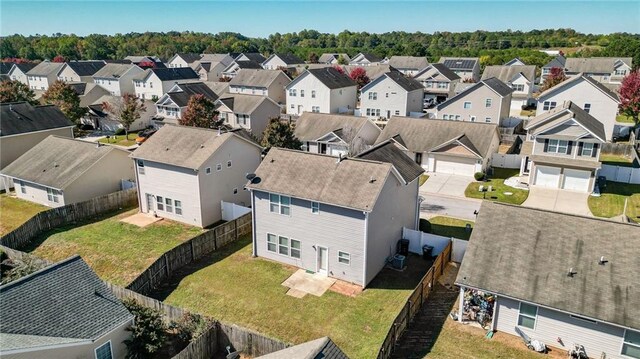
[300,90,305,97]
[227,160,232,168]
[543,101,557,111]
[512,84,525,92]
[95,341,113,359]
[137,160,145,174]
[463,101,472,109]
[583,103,591,113]
[580,143,595,157]
[311,201,320,214]
[437,82,448,89]
[615,69,627,76]
[270,194,291,215]
[288,89,296,96]
[311,90,316,98]
[547,139,569,154]
[622,329,640,359]
[368,92,377,100]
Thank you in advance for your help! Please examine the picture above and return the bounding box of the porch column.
[458,286,465,323]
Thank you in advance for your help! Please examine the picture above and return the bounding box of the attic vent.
[567,268,577,277]
[598,256,608,265]
[200,144,205,149]
[270,158,275,163]
[369,176,376,183]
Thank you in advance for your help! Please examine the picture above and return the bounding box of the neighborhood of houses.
[0,50,638,359]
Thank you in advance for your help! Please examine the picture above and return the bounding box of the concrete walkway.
[420,173,474,198]
[522,187,592,217]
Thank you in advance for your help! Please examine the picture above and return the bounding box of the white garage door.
[534,166,561,188]
[434,156,477,176]
[562,169,591,192]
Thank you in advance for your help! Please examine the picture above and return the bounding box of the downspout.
[415,181,422,230]
[491,296,498,331]
[362,211,369,287]
[251,190,258,258]
[458,286,465,323]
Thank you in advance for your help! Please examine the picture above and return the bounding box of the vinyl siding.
[252,190,367,285]
[495,296,629,359]
[1,128,74,169]
[14,181,66,208]
[360,77,423,119]
[438,85,511,124]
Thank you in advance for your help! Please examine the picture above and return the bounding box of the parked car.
[135,129,157,145]
[423,98,435,108]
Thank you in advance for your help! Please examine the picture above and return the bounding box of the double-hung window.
[47,188,59,203]
[156,196,164,211]
[615,69,627,76]
[278,236,289,255]
[137,160,145,174]
[300,90,305,97]
[338,251,351,265]
[311,90,316,98]
[463,101,472,109]
[289,89,296,96]
[622,329,640,359]
[543,101,557,111]
[512,84,524,92]
[165,198,173,213]
[95,341,113,359]
[290,239,301,258]
[267,233,277,252]
[311,201,319,214]
[583,103,591,113]
[368,92,377,100]
[312,106,320,113]
[581,143,594,157]
[517,302,538,329]
[485,99,492,107]
[270,194,291,215]
[18,180,26,194]
[547,139,568,154]
[174,200,182,215]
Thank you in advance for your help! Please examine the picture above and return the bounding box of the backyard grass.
[588,181,640,222]
[464,168,529,205]
[0,194,47,236]
[519,109,536,117]
[98,134,137,147]
[599,153,636,167]
[419,174,430,186]
[162,236,432,359]
[30,208,204,285]
[616,114,636,124]
[426,320,564,359]
[428,216,474,240]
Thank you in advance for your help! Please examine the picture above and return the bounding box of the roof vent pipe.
[599,256,608,265]
[567,268,577,277]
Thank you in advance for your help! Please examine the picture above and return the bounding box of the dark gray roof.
[149,67,199,81]
[0,102,74,137]
[238,53,267,63]
[543,55,566,69]
[166,82,219,107]
[382,71,424,92]
[352,52,382,63]
[439,57,479,71]
[65,61,106,76]
[1,136,128,189]
[236,60,264,70]
[357,140,424,183]
[0,256,133,349]
[305,67,356,89]
[424,63,460,81]
[482,77,515,96]
[174,53,203,64]
[526,100,606,141]
[267,53,305,65]
[257,337,348,359]
[68,82,87,95]
[12,63,37,73]
[456,202,640,330]
[375,116,498,159]
[0,62,13,74]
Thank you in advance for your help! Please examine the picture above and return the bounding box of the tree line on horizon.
[1,29,638,69]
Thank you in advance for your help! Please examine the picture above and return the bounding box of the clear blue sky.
[1,1,639,37]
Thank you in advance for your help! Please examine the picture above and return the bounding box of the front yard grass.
[616,114,636,124]
[419,174,430,186]
[162,236,432,359]
[588,181,640,222]
[464,168,529,205]
[428,216,474,240]
[29,208,204,285]
[0,194,48,236]
[600,153,636,168]
[98,134,137,147]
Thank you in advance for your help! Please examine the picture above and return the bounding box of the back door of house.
[317,246,328,275]
[145,193,154,213]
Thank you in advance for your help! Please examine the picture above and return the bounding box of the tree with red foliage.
[138,60,156,69]
[102,93,146,139]
[52,55,66,63]
[1,58,31,64]
[349,67,370,89]
[179,94,222,129]
[332,65,345,74]
[540,67,567,92]
[619,70,640,126]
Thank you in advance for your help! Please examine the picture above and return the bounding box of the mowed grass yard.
[162,235,431,359]
[98,134,137,147]
[465,168,529,205]
[428,216,474,240]
[588,182,640,222]
[0,194,47,236]
[30,208,204,285]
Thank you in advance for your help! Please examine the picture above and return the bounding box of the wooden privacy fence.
[127,213,252,295]
[106,283,289,359]
[0,189,138,250]
[377,242,452,359]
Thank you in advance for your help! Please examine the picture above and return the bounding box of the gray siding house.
[456,202,640,359]
[246,146,424,287]
[413,63,461,104]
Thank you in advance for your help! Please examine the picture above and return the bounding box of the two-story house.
[359,71,424,121]
[413,63,461,104]
[438,57,481,82]
[504,58,526,66]
[246,145,424,287]
[26,61,65,91]
[214,94,281,137]
[228,69,291,104]
[200,53,235,67]
[261,53,305,70]
[375,116,500,176]
[86,95,155,132]
[285,67,358,116]
[436,77,514,125]
[155,82,220,123]
[564,57,633,85]
[520,101,605,192]
[221,60,263,79]
[167,53,203,68]
[192,61,227,81]
[349,53,383,67]
[131,125,262,227]
[318,53,350,64]
[56,61,106,83]
[132,67,199,100]
[7,63,37,85]
[387,56,429,76]
[92,63,144,96]
[481,65,537,109]
[535,74,620,141]
[294,112,381,157]
[541,54,566,83]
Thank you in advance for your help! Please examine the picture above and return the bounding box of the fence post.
[164,254,170,278]
[234,218,238,240]
[213,227,218,251]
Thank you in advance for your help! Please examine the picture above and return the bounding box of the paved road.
[420,193,481,221]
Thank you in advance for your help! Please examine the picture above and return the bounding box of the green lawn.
[520,109,536,117]
[588,182,640,222]
[419,174,430,186]
[162,236,431,359]
[30,209,204,285]
[600,153,636,168]
[98,134,137,147]
[465,168,529,205]
[616,114,637,124]
[428,216,474,240]
[0,195,47,236]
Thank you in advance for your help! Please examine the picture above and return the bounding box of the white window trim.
[517,302,538,330]
[174,200,183,216]
[94,340,113,359]
[269,193,291,216]
[463,101,472,109]
[581,142,594,157]
[547,139,569,154]
[621,329,640,359]
[338,251,351,265]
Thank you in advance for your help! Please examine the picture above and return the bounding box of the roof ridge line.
[0,255,80,290]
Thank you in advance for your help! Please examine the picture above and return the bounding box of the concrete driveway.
[420,173,475,198]
[522,187,592,216]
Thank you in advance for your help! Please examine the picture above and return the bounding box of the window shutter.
[577,142,584,156]
[592,143,598,158]
[567,141,573,155]
[543,139,549,152]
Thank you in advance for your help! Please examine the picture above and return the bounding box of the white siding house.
[133,67,199,101]
[215,94,281,137]
[285,67,357,116]
[359,71,424,121]
[26,61,64,91]
[228,69,291,104]
[92,64,144,96]
[56,61,106,83]
[7,63,36,85]
[436,77,514,125]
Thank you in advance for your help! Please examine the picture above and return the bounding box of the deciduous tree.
[619,70,640,126]
[261,118,302,151]
[541,67,567,91]
[308,52,319,63]
[52,55,65,63]
[42,80,86,124]
[337,55,348,65]
[349,67,370,89]
[102,93,146,139]
[332,65,345,74]
[0,80,37,104]
[179,94,222,129]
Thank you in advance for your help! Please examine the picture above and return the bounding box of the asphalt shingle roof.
[93,63,138,79]
[238,53,266,63]
[144,67,199,81]
[166,82,219,107]
[174,53,203,64]
[26,61,64,77]
[229,69,290,88]
[526,100,606,141]
[216,94,278,115]
[378,71,425,92]
[0,62,13,74]
[257,337,349,359]
[414,63,460,81]
[543,55,566,69]
[436,77,513,111]
[12,63,37,73]
[0,256,133,350]
[565,57,633,74]
[305,67,357,89]
[64,61,106,77]
[294,113,375,142]
[456,202,640,329]
[357,140,424,184]
[439,57,479,71]
[388,56,429,70]
[266,53,305,65]
[536,74,620,103]
[0,102,73,137]
[481,65,537,83]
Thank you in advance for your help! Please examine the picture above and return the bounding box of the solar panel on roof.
[444,59,475,70]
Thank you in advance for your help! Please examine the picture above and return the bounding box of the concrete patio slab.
[282,269,336,297]
[522,187,592,217]
[420,173,474,198]
[285,288,307,298]
[120,212,163,227]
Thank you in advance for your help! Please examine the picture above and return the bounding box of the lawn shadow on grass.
[367,254,435,291]
[21,207,136,253]
[148,235,253,302]
[430,223,472,241]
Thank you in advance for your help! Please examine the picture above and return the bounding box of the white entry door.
[534,166,561,188]
[145,193,154,213]
[317,246,328,276]
[562,169,591,192]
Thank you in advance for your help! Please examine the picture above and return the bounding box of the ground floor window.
[47,188,60,203]
[175,200,182,215]
[17,180,26,194]
[623,329,640,359]
[156,196,164,211]
[95,341,112,359]
[338,251,350,265]
[266,233,300,259]
[517,302,538,329]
